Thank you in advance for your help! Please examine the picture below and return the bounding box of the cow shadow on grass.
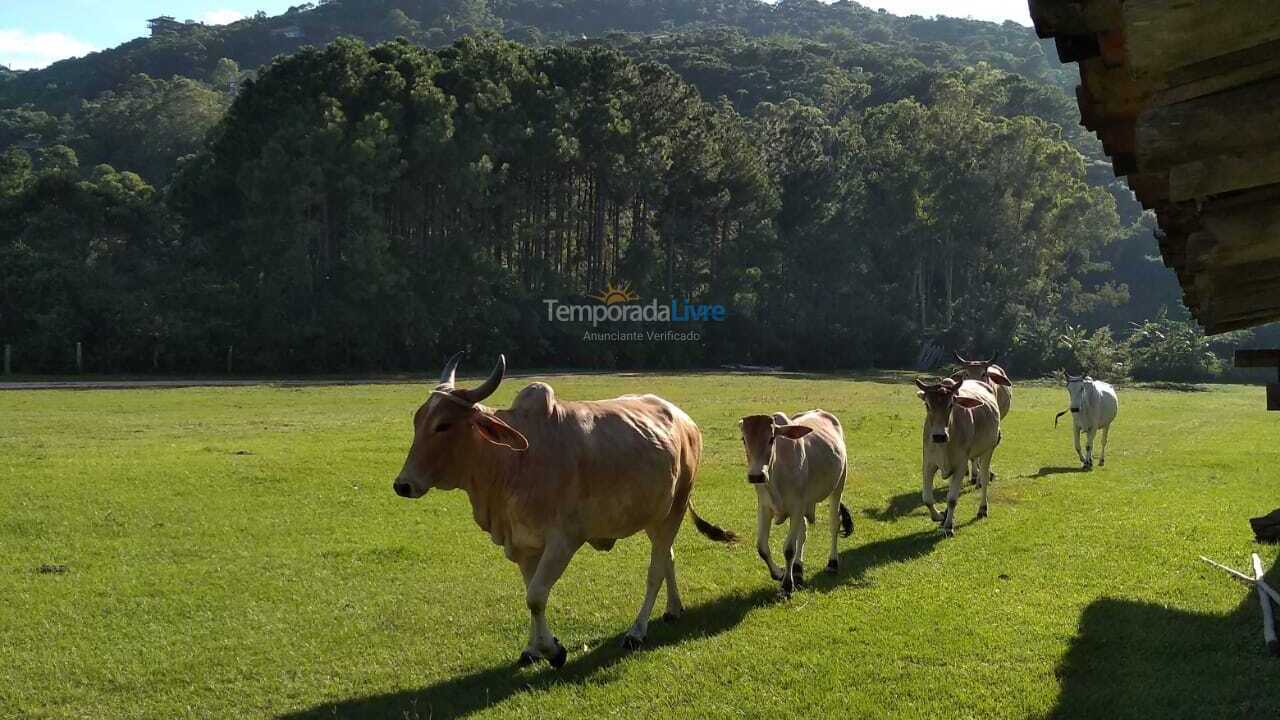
[1029,465,1087,479]
[863,482,987,522]
[1051,556,1280,719]
[277,585,776,720]
[277,529,946,720]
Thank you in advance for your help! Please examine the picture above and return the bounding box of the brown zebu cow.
[951,353,1012,486]
[915,377,1001,537]
[392,353,735,667]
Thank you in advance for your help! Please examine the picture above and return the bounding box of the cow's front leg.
[1084,428,1096,469]
[1073,425,1085,466]
[780,513,808,598]
[755,495,783,581]
[941,468,963,537]
[922,461,942,522]
[520,537,579,668]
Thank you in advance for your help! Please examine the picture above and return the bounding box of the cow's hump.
[511,382,556,416]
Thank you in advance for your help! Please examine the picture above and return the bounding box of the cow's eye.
[435,423,453,433]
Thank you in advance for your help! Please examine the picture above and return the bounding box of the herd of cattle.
[391,352,1121,668]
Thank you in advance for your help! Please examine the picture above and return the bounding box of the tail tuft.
[839,503,854,538]
[690,504,737,544]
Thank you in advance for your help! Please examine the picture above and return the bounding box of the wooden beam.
[1124,0,1280,82]
[1170,148,1280,202]
[1136,76,1280,172]
[1082,59,1150,119]
[1154,41,1280,107]
[1056,34,1101,63]
[1029,0,1122,38]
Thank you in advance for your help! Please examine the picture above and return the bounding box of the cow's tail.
[1054,409,1068,428]
[689,503,738,544]
[839,503,854,538]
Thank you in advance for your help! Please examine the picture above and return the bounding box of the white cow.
[739,411,851,597]
[1062,375,1118,469]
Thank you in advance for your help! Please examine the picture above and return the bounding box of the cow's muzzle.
[747,473,766,484]
[393,478,426,499]
[930,433,948,444]
[1070,407,1080,413]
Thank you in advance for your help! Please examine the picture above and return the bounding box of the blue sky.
[1,0,1032,71]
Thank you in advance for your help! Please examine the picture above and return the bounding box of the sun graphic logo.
[589,281,640,305]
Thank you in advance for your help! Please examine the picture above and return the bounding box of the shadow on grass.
[278,529,947,720]
[862,482,984,522]
[1029,466,1087,479]
[1051,556,1280,719]
[277,585,775,720]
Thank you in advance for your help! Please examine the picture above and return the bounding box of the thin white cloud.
[199,9,245,26]
[0,29,96,70]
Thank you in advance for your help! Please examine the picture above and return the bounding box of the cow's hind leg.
[1098,425,1110,467]
[825,471,847,574]
[521,537,579,668]
[1084,428,1096,469]
[624,527,677,649]
[975,452,993,519]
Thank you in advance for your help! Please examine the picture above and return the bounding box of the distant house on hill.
[147,16,189,36]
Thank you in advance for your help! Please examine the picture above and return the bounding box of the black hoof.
[549,639,567,668]
[770,568,784,581]
[825,558,839,575]
[621,634,644,651]
[793,563,805,587]
[661,611,681,623]
[976,506,988,519]
[942,527,955,538]
[517,651,538,667]
[1098,459,1105,467]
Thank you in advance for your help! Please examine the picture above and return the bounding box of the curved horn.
[439,351,464,387]
[954,351,968,364]
[914,377,935,391]
[987,351,1000,365]
[458,354,506,404]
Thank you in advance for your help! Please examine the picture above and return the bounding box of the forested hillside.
[0,0,1249,377]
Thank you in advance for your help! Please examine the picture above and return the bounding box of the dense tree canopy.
[2,1,1259,378]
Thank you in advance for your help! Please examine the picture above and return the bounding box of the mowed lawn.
[3,373,1279,719]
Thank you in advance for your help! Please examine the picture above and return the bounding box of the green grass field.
[3,373,1279,719]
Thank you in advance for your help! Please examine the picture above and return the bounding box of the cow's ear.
[472,413,529,451]
[774,425,812,440]
[988,367,1012,386]
[954,396,983,409]
[916,390,926,400]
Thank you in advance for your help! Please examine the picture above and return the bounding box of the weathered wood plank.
[1029,0,1122,38]
[1082,58,1150,119]
[1154,40,1280,106]
[1136,76,1280,172]
[1170,148,1280,202]
[1055,34,1101,63]
[1124,0,1280,81]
